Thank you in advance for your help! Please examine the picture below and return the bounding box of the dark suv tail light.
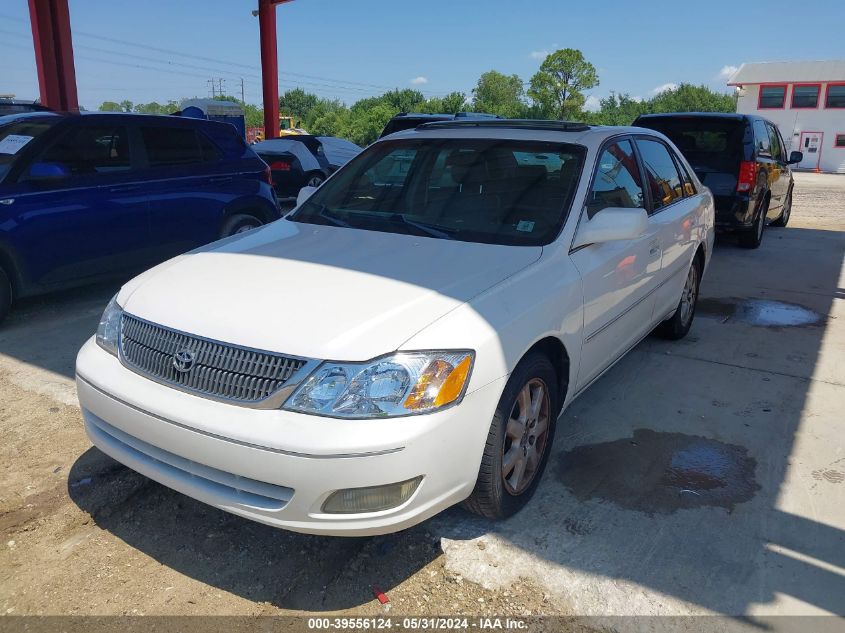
[269,160,291,171]
[737,161,757,192]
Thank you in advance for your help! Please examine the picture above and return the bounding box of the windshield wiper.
[390,214,457,240]
[315,205,351,228]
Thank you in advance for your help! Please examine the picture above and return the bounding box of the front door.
[798,132,823,170]
[8,123,151,288]
[570,139,661,392]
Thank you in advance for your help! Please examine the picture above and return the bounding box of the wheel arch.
[220,195,281,228]
[523,336,571,410]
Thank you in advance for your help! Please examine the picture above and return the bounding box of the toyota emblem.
[172,349,196,373]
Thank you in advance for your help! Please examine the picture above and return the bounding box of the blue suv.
[0,112,279,322]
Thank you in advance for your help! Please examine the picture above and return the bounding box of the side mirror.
[296,185,317,207]
[787,151,803,165]
[573,207,648,249]
[28,162,71,181]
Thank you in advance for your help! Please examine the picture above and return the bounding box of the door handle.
[0,198,14,206]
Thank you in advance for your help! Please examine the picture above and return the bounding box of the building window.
[791,84,821,108]
[759,85,786,109]
[826,84,845,108]
[835,134,845,149]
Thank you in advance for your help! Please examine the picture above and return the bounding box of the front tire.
[0,266,12,324]
[463,352,559,520]
[656,257,701,340]
[305,173,325,188]
[220,213,263,238]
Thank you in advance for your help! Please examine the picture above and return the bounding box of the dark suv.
[0,112,279,322]
[633,113,802,248]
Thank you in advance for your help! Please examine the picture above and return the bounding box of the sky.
[2,0,844,111]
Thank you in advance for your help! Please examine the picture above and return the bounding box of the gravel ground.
[1,171,842,621]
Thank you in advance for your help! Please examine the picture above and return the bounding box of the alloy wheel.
[502,378,551,495]
[679,263,699,327]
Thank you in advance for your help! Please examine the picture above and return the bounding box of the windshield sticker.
[516,220,535,232]
[0,135,34,155]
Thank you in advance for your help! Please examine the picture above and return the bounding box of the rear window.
[636,117,744,172]
[141,126,219,167]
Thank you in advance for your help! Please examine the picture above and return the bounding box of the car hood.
[119,220,541,361]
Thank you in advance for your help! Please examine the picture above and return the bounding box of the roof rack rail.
[416,119,590,133]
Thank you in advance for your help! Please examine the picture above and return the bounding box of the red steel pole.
[258,0,280,138]
[28,0,78,112]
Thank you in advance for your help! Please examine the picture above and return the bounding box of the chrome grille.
[119,314,307,405]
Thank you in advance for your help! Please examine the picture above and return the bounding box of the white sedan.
[76,120,714,535]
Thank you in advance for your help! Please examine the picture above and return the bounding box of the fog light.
[321,476,423,514]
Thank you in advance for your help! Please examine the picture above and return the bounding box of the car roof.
[636,112,753,121]
[382,119,662,148]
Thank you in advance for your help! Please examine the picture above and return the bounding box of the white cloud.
[717,65,739,81]
[410,76,428,85]
[530,50,549,61]
[652,82,678,95]
[584,95,601,112]
[632,95,644,102]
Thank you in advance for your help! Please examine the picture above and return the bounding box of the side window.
[365,147,417,187]
[198,132,223,162]
[635,138,684,212]
[586,140,644,218]
[752,120,771,156]
[141,126,205,167]
[674,154,697,197]
[32,125,131,177]
[766,123,784,161]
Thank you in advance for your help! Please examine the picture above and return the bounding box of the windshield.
[289,138,585,246]
[0,118,59,182]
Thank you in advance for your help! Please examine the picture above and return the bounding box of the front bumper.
[75,338,505,536]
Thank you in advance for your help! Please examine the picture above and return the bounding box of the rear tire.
[739,197,768,249]
[463,352,559,520]
[305,173,325,188]
[0,267,12,325]
[771,188,792,227]
[656,256,701,340]
[220,213,263,238]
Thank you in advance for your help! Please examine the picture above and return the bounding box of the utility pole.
[207,78,216,98]
[240,78,245,104]
[218,78,226,97]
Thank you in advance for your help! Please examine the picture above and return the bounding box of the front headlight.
[283,351,474,419]
[96,295,123,356]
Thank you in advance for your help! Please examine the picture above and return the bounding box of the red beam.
[28,0,78,112]
[258,0,292,138]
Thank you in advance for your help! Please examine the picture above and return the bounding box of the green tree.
[648,83,736,113]
[420,91,468,114]
[279,88,319,124]
[98,101,123,112]
[587,93,650,126]
[471,70,526,118]
[119,99,134,113]
[528,49,598,120]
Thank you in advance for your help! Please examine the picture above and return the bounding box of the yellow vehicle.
[277,115,307,136]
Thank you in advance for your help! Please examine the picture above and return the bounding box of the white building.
[728,60,845,173]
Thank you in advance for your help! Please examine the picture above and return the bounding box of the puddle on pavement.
[556,429,760,515]
[698,298,823,327]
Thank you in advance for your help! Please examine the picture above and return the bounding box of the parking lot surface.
[1,173,843,619]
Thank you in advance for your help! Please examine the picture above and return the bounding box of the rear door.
[634,137,700,321]
[571,138,661,391]
[764,121,789,217]
[138,123,229,259]
[5,121,151,287]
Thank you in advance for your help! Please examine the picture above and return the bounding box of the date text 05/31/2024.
[307,617,529,630]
